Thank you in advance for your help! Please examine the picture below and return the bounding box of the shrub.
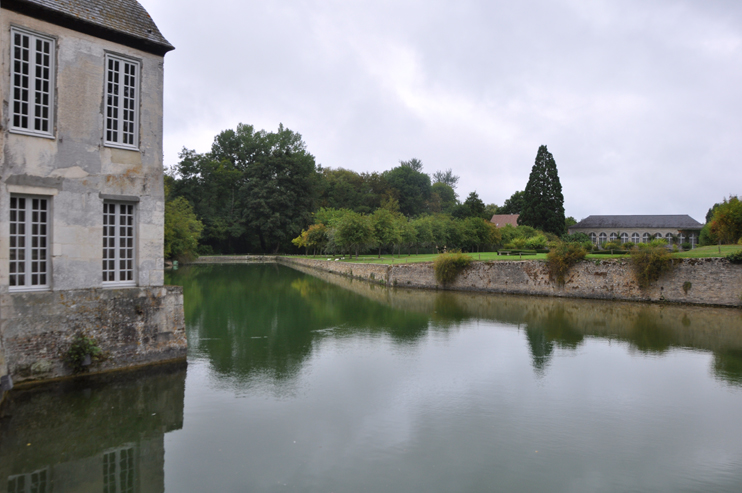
[726,250,742,264]
[603,240,622,251]
[63,332,104,373]
[681,242,692,251]
[622,242,635,249]
[562,232,591,243]
[546,242,587,286]
[524,234,548,250]
[434,251,473,285]
[630,244,675,289]
[650,238,669,247]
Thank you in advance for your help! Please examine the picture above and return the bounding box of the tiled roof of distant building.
[570,215,703,229]
[490,214,520,228]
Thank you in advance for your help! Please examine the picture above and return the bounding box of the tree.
[519,145,566,235]
[432,168,460,189]
[499,191,525,215]
[463,191,487,219]
[708,196,742,244]
[383,163,432,217]
[399,158,424,172]
[371,208,401,258]
[334,211,374,258]
[430,182,457,213]
[172,123,319,253]
[164,196,204,261]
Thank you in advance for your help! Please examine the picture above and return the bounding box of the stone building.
[0,0,186,395]
[568,215,704,247]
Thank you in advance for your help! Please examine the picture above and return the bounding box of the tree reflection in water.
[167,264,742,388]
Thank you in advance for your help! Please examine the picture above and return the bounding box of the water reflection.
[169,263,742,387]
[0,362,185,493]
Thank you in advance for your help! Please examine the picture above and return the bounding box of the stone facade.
[0,2,183,394]
[279,257,742,308]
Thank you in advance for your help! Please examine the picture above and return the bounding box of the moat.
[2,263,741,492]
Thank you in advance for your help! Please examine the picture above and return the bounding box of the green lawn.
[287,244,742,265]
[673,245,742,258]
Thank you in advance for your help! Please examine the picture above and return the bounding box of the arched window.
[589,232,597,244]
[620,233,629,244]
[690,233,697,247]
[609,232,618,242]
[665,233,674,244]
[642,233,651,243]
[598,232,607,245]
[654,233,663,240]
[679,233,685,244]
[631,233,640,243]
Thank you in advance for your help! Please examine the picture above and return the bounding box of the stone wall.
[0,286,186,385]
[280,257,391,285]
[189,255,279,264]
[280,257,742,308]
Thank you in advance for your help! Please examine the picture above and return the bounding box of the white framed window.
[631,233,640,243]
[7,468,49,493]
[642,233,651,243]
[598,232,607,245]
[609,232,618,242]
[9,195,50,291]
[665,233,674,244]
[103,446,136,493]
[589,232,596,244]
[103,202,136,286]
[620,232,629,243]
[104,54,140,149]
[10,27,55,137]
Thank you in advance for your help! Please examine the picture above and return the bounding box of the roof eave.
[2,0,175,56]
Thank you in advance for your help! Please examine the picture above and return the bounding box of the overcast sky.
[141,0,741,222]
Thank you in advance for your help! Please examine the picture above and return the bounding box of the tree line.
[164,124,572,258]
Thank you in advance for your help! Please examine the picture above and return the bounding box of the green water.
[2,263,742,492]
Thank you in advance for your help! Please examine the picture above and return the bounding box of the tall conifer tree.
[518,145,565,235]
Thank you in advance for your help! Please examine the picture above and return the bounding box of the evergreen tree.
[518,145,565,235]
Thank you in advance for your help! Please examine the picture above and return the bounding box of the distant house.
[568,215,704,247]
[490,214,520,228]
[1,0,185,390]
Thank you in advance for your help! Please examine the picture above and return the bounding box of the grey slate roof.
[571,215,704,230]
[5,0,173,54]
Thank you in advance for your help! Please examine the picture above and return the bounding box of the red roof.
[490,214,519,227]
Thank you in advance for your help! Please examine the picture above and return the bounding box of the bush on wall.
[546,242,587,286]
[434,251,473,285]
[630,244,675,289]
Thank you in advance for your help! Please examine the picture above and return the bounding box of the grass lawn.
[673,245,742,258]
[287,244,742,265]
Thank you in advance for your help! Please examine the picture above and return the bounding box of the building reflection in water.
[0,361,185,493]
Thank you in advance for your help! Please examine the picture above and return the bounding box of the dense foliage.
[546,242,587,286]
[433,252,473,285]
[64,332,104,373]
[519,146,566,235]
[630,242,675,289]
[165,124,577,255]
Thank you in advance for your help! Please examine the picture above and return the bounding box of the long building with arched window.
[567,215,704,247]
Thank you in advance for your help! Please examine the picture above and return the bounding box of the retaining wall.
[1,286,187,385]
[280,257,742,308]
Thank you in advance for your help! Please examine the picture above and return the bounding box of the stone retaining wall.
[1,286,187,385]
[280,257,742,308]
[189,255,279,264]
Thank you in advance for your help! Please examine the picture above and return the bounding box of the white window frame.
[620,232,629,243]
[9,27,55,138]
[631,233,640,243]
[598,232,607,245]
[103,446,137,493]
[9,194,51,292]
[589,232,596,244]
[104,54,140,150]
[102,201,137,287]
[7,467,50,493]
